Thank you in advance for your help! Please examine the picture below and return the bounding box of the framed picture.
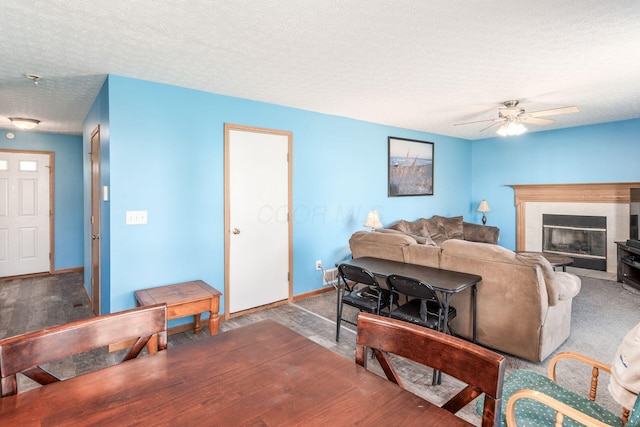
[388,137,434,197]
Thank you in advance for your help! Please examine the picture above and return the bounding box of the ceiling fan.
[454,100,579,136]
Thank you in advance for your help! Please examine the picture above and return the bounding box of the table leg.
[208,311,219,335]
[336,276,344,341]
[193,313,202,334]
[432,292,454,386]
[472,284,477,343]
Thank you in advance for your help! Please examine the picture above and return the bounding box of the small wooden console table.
[135,280,222,335]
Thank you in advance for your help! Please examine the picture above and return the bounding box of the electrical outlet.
[315,260,322,270]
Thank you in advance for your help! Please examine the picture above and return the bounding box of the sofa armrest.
[463,222,499,244]
[516,252,581,305]
[547,272,581,304]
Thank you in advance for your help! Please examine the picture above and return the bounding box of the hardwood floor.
[0,272,481,424]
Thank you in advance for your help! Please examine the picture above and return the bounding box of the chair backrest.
[0,303,167,397]
[356,312,505,427]
[386,274,440,306]
[338,263,378,290]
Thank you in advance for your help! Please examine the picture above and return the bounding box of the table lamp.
[363,210,382,231]
[477,200,491,225]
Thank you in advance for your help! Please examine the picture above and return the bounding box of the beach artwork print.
[388,137,434,196]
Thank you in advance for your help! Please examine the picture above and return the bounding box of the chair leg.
[336,281,344,342]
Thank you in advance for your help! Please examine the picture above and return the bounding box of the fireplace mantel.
[508,182,640,251]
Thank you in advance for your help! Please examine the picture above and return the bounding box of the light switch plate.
[126,210,147,225]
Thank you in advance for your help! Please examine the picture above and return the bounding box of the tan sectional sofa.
[348,217,582,362]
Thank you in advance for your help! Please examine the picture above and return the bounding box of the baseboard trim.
[292,286,335,301]
[0,267,84,282]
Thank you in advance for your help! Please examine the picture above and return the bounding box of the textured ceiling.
[1,1,639,139]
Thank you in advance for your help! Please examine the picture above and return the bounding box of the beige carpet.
[294,275,640,417]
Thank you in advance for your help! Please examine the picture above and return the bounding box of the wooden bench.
[135,280,222,335]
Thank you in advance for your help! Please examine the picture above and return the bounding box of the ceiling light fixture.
[24,73,43,84]
[9,117,40,130]
[496,121,527,137]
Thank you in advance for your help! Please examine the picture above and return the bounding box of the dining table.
[0,319,473,426]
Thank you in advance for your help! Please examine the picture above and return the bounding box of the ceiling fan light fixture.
[9,117,40,130]
[497,121,527,137]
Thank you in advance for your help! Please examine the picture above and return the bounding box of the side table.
[135,280,222,335]
[517,251,574,272]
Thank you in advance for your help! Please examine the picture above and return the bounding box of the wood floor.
[0,272,481,424]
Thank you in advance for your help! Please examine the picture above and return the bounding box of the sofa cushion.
[423,217,448,245]
[375,228,431,245]
[441,237,516,263]
[434,215,464,240]
[463,221,500,244]
[387,220,437,246]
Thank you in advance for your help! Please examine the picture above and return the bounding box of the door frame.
[90,125,101,315]
[0,149,55,277]
[223,123,293,320]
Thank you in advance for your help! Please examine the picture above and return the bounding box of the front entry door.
[0,151,51,277]
[225,124,292,315]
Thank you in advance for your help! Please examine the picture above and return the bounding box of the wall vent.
[323,268,339,286]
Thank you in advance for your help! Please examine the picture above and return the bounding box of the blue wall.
[85,74,640,317]
[99,75,473,314]
[471,118,640,249]
[1,130,83,271]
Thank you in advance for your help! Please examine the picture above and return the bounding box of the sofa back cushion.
[433,215,464,240]
[384,223,436,246]
[462,222,500,244]
[349,231,412,262]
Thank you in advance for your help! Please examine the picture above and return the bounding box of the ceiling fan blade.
[479,121,504,132]
[520,117,555,125]
[453,118,500,126]
[529,106,579,118]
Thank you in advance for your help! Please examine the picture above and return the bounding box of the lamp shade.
[363,210,382,230]
[9,117,40,130]
[477,200,491,213]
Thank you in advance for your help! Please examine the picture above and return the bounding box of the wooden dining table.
[0,320,472,426]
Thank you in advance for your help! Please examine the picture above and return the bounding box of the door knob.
[232,228,240,235]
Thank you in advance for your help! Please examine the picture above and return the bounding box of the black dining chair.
[386,274,459,385]
[335,263,391,341]
[385,274,456,334]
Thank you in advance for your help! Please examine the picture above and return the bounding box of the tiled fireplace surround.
[510,183,640,273]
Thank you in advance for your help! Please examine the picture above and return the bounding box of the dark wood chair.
[0,303,167,397]
[355,312,506,427]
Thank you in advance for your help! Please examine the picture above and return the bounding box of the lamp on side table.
[477,200,491,225]
[364,210,382,231]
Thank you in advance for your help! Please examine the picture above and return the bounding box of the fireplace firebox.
[542,214,607,271]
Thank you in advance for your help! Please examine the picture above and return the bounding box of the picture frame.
[388,137,434,197]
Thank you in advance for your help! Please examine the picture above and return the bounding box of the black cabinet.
[617,241,640,290]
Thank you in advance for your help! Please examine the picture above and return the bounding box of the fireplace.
[542,214,606,271]
[509,183,640,273]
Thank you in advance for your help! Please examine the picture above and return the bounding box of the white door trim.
[224,123,293,318]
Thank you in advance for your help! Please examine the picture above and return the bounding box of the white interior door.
[226,125,291,314]
[0,151,51,277]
